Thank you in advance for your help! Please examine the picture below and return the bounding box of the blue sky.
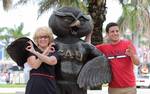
[0,0,122,38]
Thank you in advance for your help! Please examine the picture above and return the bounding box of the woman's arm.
[27,56,42,69]
[26,41,57,69]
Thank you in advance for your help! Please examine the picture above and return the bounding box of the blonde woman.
[25,26,59,94]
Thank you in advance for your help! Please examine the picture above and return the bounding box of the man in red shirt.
[96,22,139,94]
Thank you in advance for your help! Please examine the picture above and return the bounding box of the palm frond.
[38,0,57,17]
[14,0,31,6]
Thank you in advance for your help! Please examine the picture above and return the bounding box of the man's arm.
[125,45,140,65]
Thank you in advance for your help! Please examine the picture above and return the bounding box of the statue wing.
[6,37,41,67]
[77,56,111,88]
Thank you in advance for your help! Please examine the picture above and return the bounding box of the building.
[0,42,4,61]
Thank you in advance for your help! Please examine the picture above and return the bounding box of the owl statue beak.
[70,20,80,27]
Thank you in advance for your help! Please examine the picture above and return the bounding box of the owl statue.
[49,7,111,94]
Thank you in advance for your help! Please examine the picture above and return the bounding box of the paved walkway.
[88,88,150,94]
[0,88,104,94]
[0,87,150,94]
[0,88,25,93]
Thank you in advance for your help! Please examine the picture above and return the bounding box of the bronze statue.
[49,7,111,94]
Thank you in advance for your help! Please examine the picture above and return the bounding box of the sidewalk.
[0,88,25,93]
[0,87,107,94]
[0,87,105,94]
[0,87,150,94]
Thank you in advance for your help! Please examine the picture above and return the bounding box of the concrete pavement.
[0,88,25,93]
[88,87,150,94]
[0,87,150,94]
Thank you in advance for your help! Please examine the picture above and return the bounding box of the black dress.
[25,53,60,94]
[6,37,60,94]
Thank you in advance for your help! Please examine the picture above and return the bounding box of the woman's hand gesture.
[26,41,36,54]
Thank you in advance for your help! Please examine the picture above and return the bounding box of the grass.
[0,84,26,88]
[0,84,25,94]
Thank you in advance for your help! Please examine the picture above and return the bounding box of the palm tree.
[1,0,12,11]
[1,0,107,45]
[87,0,107,45]
[0,23,30,59]
[118,0,150,47]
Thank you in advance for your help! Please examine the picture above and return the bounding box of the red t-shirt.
[96,40,136,88]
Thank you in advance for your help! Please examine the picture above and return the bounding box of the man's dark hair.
[105,22,118,33]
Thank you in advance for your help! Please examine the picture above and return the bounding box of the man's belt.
[107,55,127,60]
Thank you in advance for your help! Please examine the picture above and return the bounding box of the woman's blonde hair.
[33,26,54,46]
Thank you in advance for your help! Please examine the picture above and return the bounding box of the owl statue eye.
[63,16,74,23]
[78,17,87,25]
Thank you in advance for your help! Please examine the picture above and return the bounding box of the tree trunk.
[88,0,107,45]
[87,0,107,90]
